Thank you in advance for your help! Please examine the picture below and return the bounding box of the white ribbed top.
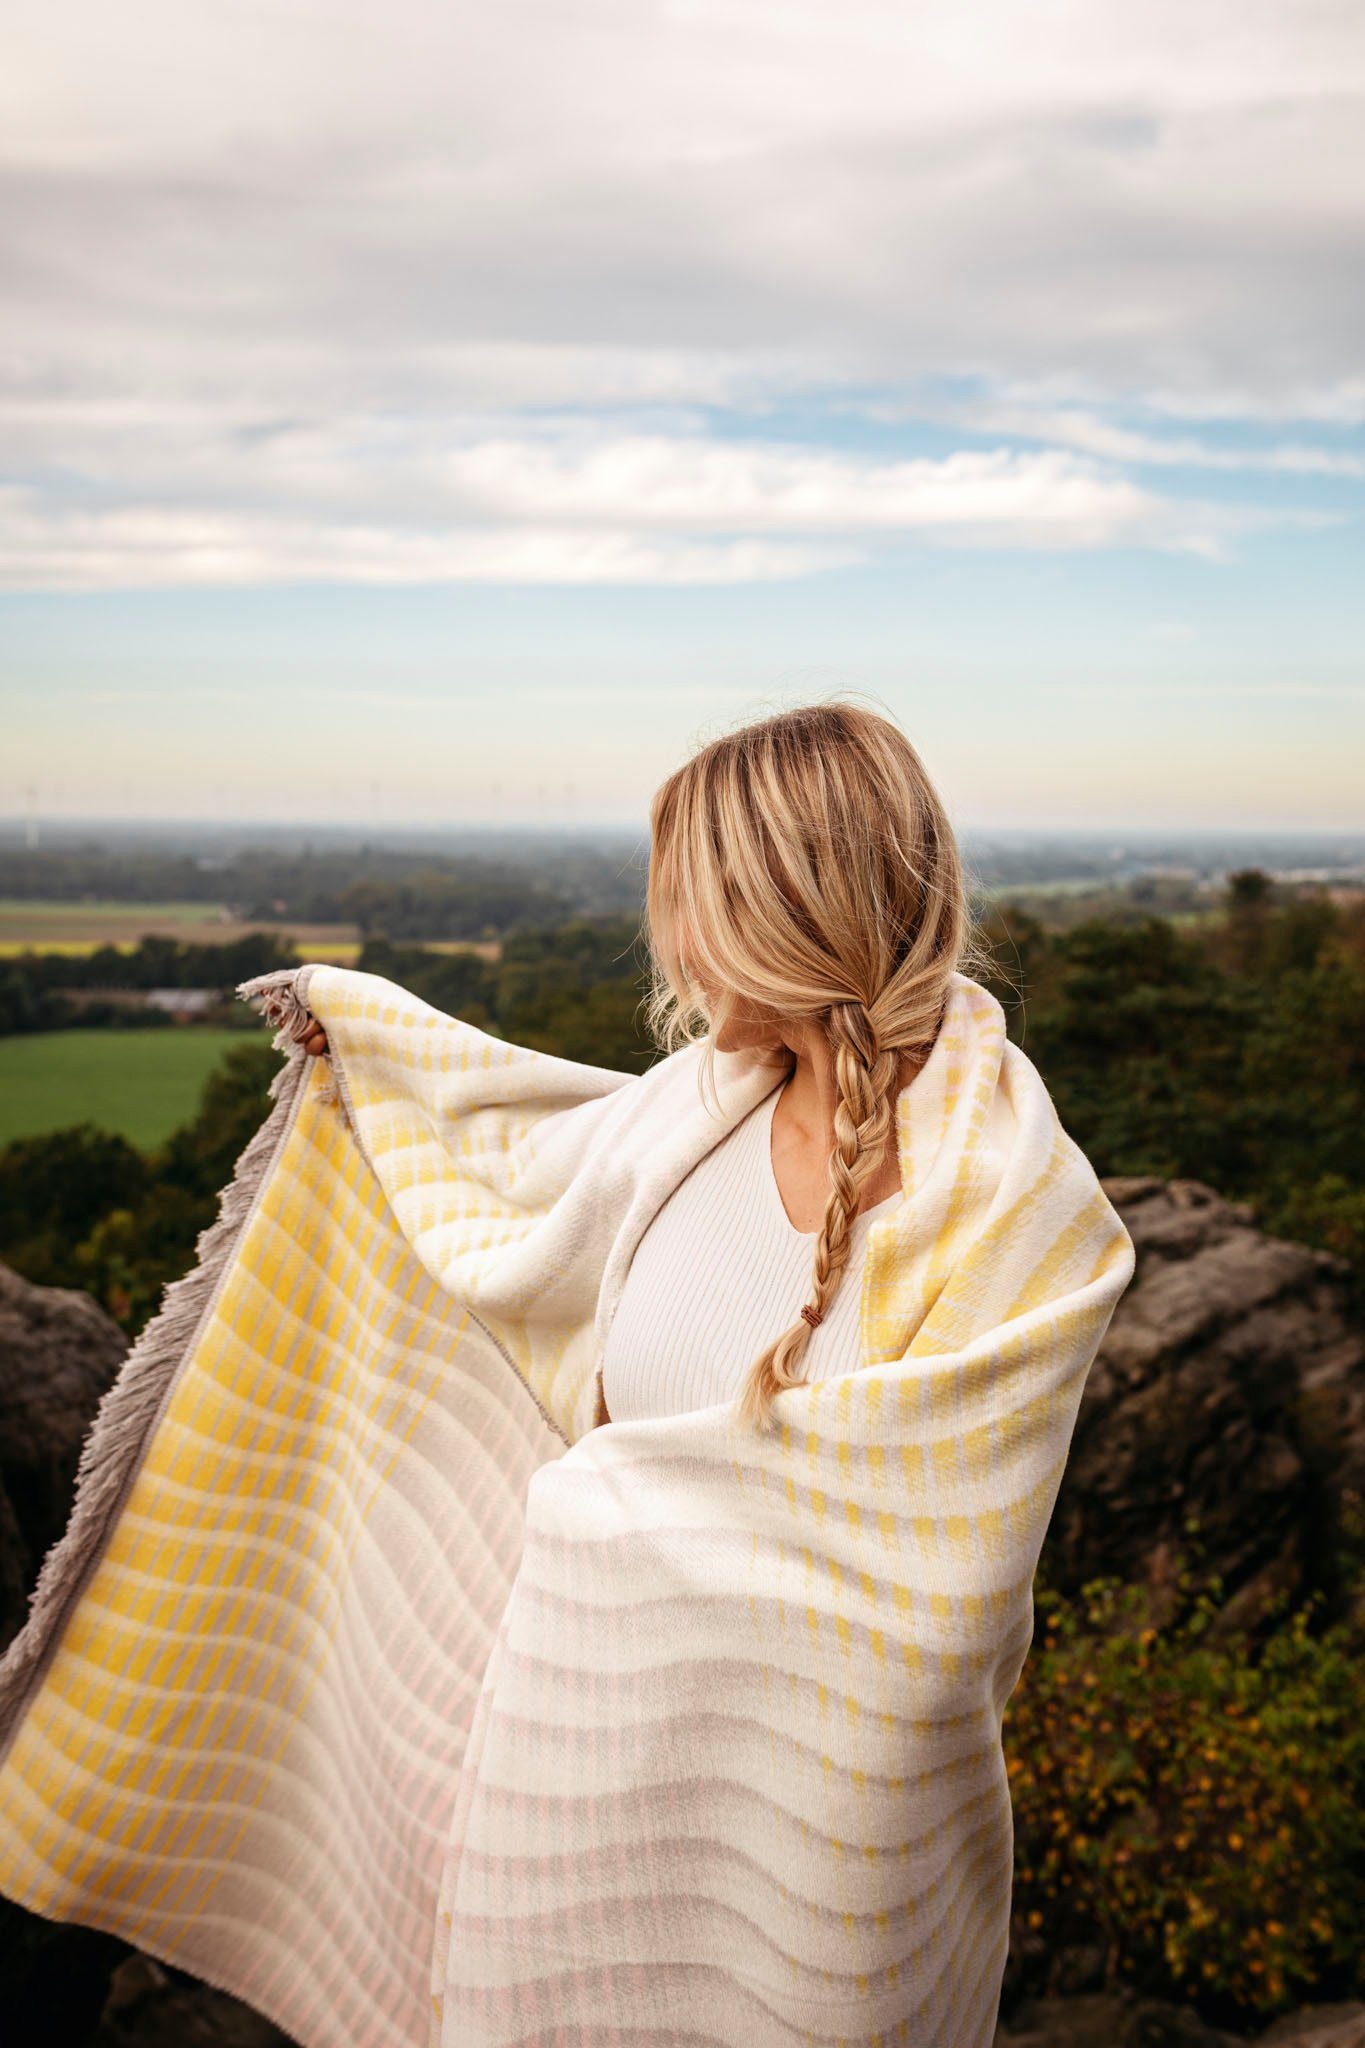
[600,1082,901,1423]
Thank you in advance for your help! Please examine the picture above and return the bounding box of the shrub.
[1004,1542,1365,2022]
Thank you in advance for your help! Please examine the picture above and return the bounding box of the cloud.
[887,402,1365,477]
[434,438,1148,538]
[5,0,1361,402]
[1,0,1361,589]
[0,489,862,590]
[3,432,1325,589]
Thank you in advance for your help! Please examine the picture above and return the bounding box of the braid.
[734,999,900,1433]
[805,1001,900,1325]
[642,700,975,1436]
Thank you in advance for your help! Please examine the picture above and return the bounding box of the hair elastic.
[800,1304,823,1329]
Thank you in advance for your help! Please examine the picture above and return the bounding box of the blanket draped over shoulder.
[0,963,1135,2048]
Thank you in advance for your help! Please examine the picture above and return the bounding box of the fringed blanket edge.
[0,972,314,1759]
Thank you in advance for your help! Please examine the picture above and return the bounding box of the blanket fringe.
[0,1031,311,1753]
[238,964,340,1106]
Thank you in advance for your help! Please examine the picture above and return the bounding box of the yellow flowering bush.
[1004,1522,1365,2021]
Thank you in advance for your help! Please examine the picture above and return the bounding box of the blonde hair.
[642,695,992,1433]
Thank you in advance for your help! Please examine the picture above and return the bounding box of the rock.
[1047,1179,1365,1634]
[0,1266,138,2038]
[995,2000,1365,2048]
[996,1991,1237,2048]
[997,1990,1133,2048]
[1258,2006,1365,2048]
[92,1955,292,2047]
[0,1261,128,1651]
[0,1253,292,2039]
[1048,1943,1109,1996]
[0,1901,131,2047]
[0,1263,288,2047]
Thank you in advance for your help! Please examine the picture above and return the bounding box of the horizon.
[5,816,1363,856]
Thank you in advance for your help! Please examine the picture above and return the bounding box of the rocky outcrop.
[1001,1992,1176,2048]
[1048,1177,1365,1635]
[0,1262,129,1652]
[92,1956,291,2047]
[0,1262,290,2048]
[1259,2010,1365,2048]
[996,1994,1365,2048]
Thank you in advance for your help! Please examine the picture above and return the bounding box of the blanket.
[0,961,1135,2048]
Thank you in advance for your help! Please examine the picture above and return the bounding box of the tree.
[1224,866,1275,976]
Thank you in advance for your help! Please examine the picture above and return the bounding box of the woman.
[0,698,1135,2048]
[301,699,990,1434]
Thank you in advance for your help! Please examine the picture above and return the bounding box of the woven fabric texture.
[0,963,1135,2048]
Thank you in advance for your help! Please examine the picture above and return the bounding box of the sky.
[3,0,1363,831]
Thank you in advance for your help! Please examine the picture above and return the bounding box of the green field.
[0,1029,250,1149]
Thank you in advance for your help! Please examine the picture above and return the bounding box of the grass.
[0,897,227,936]
[0,1029,251,1149]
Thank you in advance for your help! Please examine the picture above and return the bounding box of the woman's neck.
[771,1034,925,1219]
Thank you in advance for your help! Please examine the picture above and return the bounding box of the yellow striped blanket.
[0,962,1134,2048]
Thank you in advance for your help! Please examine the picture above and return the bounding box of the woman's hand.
[301,1017,329,1057]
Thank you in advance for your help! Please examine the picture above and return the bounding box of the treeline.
[0,842,644,930]
[0,916,654,1329]
[981,875,1365,1279]
[356,919,656,1071]
[0,1044,286,1332]
[0,932,301,1033]
[1,880,1362,1338]
[0,919,654,1049]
